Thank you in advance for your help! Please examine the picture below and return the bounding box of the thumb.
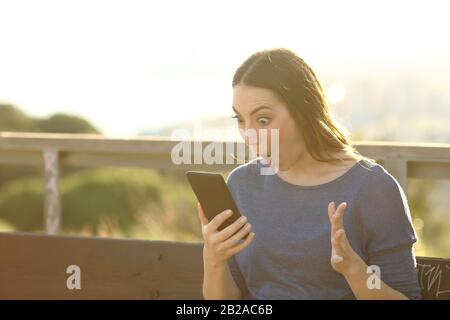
[197,202,209,226]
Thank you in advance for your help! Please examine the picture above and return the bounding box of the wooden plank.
[1,133,450,175]
[0,232,204,300]
[0,149,42,165]
[0,233,448,300]
[0,132,242,155]
[354,140,450,160]
[1,133,450,162]
[409,161,450,180]
[384,158,408,194]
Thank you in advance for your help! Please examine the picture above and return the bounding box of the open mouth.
[260,156,272,166]
[249,146,271,158]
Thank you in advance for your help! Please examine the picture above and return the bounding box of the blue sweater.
[226,157,421,299]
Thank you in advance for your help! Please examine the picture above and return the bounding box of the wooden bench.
[0,232,448,300]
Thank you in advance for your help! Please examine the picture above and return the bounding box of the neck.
[279,150,324,177]
[277,150,358,180]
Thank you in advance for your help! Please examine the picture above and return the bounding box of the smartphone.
[186,171,243,232]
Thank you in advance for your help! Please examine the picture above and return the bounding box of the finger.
[227,232,255,256]
[331,232,343,258]
[332,229,348,261]
[332,202,347,232]
[214,215,248,243]
[333,228,350,253]
[328,201,338,235]
[197,203,209,226]
[327,201,336,221]
[220,223,252,250]
[209,209,233,232]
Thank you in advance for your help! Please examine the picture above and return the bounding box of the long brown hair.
[232,48,375,164]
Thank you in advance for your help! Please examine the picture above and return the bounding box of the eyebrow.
[232,105,272,117]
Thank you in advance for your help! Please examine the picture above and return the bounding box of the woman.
[197,48,421,300]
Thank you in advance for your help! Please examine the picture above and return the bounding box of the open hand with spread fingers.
[328,201,365,277]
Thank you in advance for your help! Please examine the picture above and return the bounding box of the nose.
[244,132,254,145]
[240,127,258,146]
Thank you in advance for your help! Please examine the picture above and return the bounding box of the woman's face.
[232,84,305,170]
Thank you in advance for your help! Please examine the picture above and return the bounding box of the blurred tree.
[61,168,161,235]
[35,113,99,134]
[0,168,162,235]
[408,179,435,221]
[0,177,44,231]
[0,104,100,187]
[0,104,35,131]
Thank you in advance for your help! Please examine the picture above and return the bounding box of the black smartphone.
[186,171,243,231]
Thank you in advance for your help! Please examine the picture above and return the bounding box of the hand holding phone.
[186,171,255,264]
[186,171,242,230]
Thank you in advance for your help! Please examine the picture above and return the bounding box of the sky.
[0,0,449,137]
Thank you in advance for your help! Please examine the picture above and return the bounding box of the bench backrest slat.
[1,232,449,299]
[0,232,203,299]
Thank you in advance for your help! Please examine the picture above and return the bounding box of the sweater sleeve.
[225,168,250,298]
[357,168,421,299]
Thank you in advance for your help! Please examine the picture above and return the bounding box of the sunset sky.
[0,0,449,136]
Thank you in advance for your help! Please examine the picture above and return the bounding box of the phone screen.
[186,171,242,231]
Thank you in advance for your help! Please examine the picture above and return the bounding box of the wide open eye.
[257,117,271,126]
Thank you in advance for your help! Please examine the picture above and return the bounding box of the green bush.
[0,177,44,230]
[61,167,162,235]
[35,113,99,134]
[0,167,162,234]
[0,104,100,188]
[0,104,35,131]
